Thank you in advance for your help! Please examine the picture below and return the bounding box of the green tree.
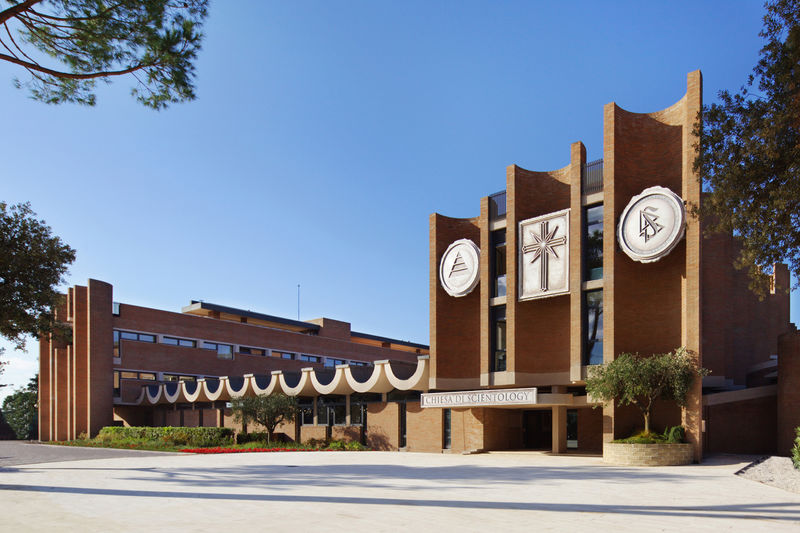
[0,201,75,351]
[231,393,298,444]
[585,348,707,435]
[694,0,800,295]
[0,0,208,109]
[2,375,38,440]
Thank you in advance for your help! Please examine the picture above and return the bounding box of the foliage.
[586,347,707,434]
[792,427,800,469]
[0,202,75,350]
[1,375,38,439]
[613,426,687,445]
[231,393,298,444]
[96,426,233,448]
[0,0,208,108]
[693,0,800,295]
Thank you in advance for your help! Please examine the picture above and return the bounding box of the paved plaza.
[0,442,799,532]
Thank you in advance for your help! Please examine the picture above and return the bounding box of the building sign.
[421,387,537,408]
[439,238,480,297]
[518,209,570,300]
[618,186,686,263]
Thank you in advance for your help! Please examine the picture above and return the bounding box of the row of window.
[113,329,372,367]
[487,203,604,370]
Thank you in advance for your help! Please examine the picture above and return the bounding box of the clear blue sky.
[1,1,797,400]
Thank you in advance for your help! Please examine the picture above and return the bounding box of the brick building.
[39,70,798,458]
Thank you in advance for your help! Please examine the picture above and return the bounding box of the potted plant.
[586,347,707,465]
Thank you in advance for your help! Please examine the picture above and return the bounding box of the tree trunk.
[643,411,650,434]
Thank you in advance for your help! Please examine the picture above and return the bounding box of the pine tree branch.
[0,0,44,27]
[0,52,154,80]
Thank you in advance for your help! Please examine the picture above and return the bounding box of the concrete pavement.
[0,446,798,532]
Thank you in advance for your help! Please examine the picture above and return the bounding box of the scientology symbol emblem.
[518,208,570,300]
[618,186,686,263]
[439,239,480,297]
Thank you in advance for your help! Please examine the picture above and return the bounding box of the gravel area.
[737,456,800,494]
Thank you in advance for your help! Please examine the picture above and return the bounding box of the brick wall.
[705,395,777,454]
[603,442,693,466]
[778,328,800,455]
[429,214,481,386]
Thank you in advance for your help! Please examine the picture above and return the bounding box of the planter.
[603,442,693,466]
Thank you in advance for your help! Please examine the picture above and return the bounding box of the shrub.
[96,426,233,448]
[792,427,800,470]
[664,426,686,444]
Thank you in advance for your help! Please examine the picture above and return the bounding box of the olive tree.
[585,347,707,435]
[231,393,298,444]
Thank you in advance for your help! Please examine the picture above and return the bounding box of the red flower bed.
[180,447,333,454]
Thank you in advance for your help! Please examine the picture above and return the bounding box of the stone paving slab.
[0,449,798,532]
[0,440,174,466]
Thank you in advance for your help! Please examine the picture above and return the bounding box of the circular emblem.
[617,186,686,263]
[439,239,480,297]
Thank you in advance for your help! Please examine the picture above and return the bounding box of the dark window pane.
[492,230,507,298]
[333,404,347,425]
[350,402,363,425]
[443,409,452,449]
[584,204,603,281]
[584,290,604,365]
[491,306,507,372]
[281,352,294,360]
[162,337,178,346]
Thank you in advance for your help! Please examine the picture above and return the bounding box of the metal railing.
[582,159,603,195]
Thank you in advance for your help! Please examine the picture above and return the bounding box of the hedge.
[792,427,800,470]
[96,426,234,447]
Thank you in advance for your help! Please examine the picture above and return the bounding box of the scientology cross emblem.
[522,221,566,292]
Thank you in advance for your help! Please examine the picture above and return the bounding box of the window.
[120,371,138,379]
[162,336,196,348]
[298,354,320,363]
[112,302,120,316]
[114,330,155,356]
[280,352,295,360]
[567,409,578,449]
[399,403,407,448]
[316,397,329,426]
[583,290,603,365]
[298,398,314,425]
[239,346,266,356]
[443,409,452,449]
[317,396,347,425]
[491,305,507,372]
[117,330,155,343]
[113,371,120,397]
[202,341,233,360]
[349,361,368,367]
[162,374,179,382]
[324,358,345,367]
[584,204,603,281]
[350,400,364,426]
[491,229,507,297]
[139,372,156,381]
[179,375,196,382]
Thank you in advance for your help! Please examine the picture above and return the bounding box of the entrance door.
[523,410,552,450]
